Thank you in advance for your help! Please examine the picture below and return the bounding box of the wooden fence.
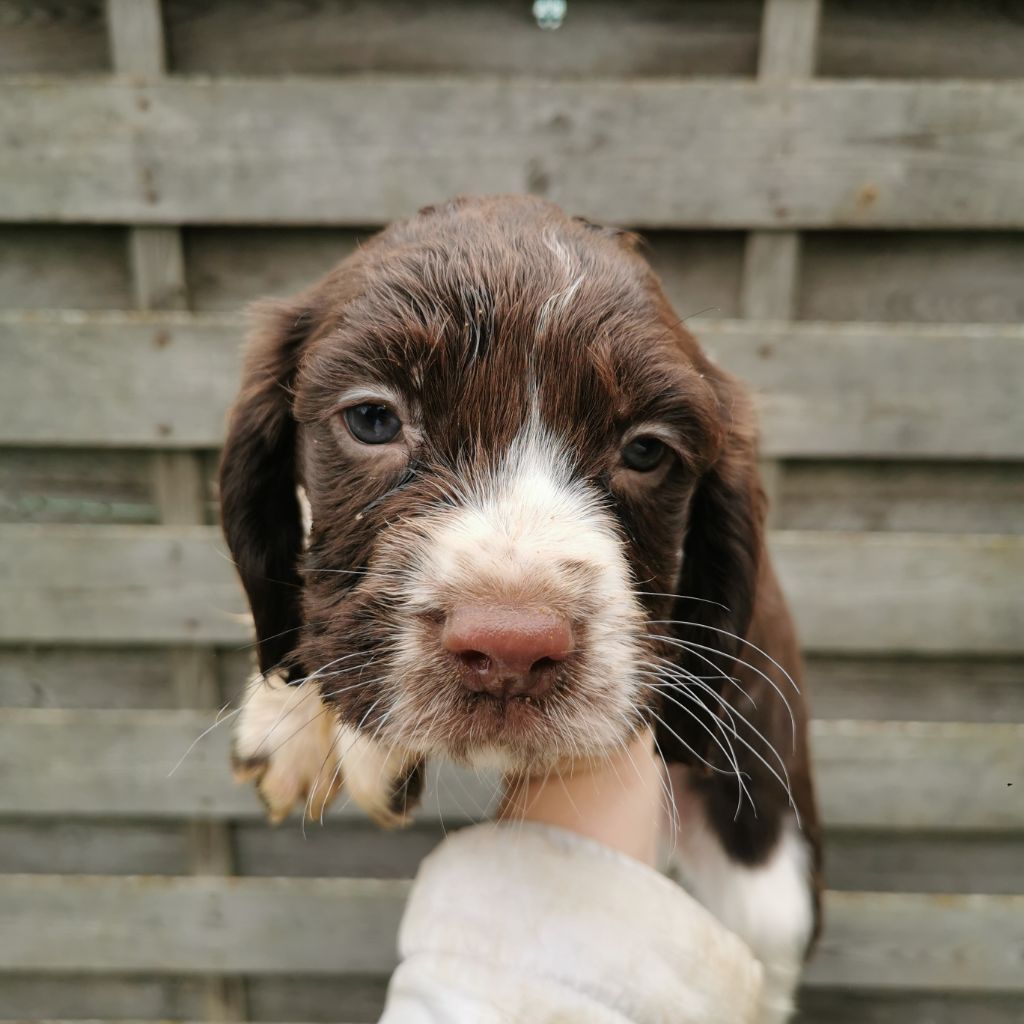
[1,1,1022,1021]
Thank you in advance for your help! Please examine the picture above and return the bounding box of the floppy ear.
[219,302,318,676]
[656,373,768,763]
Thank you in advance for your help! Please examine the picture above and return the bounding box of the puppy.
[221,195,820,1021]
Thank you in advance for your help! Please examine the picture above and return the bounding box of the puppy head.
[221,195,764,786]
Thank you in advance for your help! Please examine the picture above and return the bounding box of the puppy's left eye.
[343,403,403,445]
[621,436,667,472]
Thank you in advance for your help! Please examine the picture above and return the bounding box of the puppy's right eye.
[343,403,403,445]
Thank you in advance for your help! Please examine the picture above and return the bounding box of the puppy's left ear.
[219,300,319,677]
[657,369,767,760]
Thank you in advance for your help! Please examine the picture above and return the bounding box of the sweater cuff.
[395,821,763,1024]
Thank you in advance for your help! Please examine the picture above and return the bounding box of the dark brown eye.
[343,403,402,444]
[621,436,667,472]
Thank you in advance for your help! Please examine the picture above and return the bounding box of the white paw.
[231,670,421,827]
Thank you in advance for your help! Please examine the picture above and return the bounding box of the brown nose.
[442,606,574,700]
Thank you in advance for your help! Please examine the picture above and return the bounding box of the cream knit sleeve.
[379,822,763,1024]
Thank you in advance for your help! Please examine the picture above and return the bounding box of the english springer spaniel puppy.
[221,195,821,1022]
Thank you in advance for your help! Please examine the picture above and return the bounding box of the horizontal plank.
[0,975,386,1023]
[778,462,1024,536]
[4,818,1023,896]
[5,311,1023,458]
[163,0,760,79]
[824,831,1024,896]
[1,875,1021,992]
[701,321,1024,459]
[0,708,498,823]
[0,710,1019,831]
[2,78,1024,228]
[0,874,408,975]
[805,656,1024,724]
[3,524,1022,653]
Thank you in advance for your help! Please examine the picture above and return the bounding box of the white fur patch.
[668,779,814,1024]
[392,416,644,766]
[233,671,416,826]
[296,485,313,544]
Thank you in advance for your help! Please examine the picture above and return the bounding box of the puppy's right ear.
[219,301,319,676]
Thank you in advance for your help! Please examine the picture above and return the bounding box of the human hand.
[496,729,663,867]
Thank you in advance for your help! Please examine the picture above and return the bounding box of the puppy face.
[222,195,764,792]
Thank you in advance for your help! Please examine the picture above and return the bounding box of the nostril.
[458,650,492,675]
[530,656,558,676]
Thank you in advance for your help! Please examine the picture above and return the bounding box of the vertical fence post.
[743,0,822,526]
[105,1,246,1018]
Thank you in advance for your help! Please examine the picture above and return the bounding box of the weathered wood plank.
[0,312,239,449]
[799,230,1024,324]
[0,874,408,974]
[698,321,1024,460]
[810,720,1023,831]
[6,818,1022,896]
[805,891,1024,992]
[159,0,1024,82]
[4,524,1021,653]
[0,525,250,645]
[163,0,761,78]
[825,831,1024,896]
[0,226,130,309]
[0,647,181,708]
[770,531,1024,655]
[0,707,499,822]
[818,0,1024,81]
[2,78,1023,228]
[0,449,157,525]
[0,0,109,74]
[5,312,1022,458]
[779,462,1024,536]
[806,655,1024,724]
[0,710,1019,831]
[1,875,1020,991]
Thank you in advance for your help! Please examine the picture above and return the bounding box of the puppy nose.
[442,606,574,700]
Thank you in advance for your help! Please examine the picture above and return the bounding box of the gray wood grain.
[159,0,1024,82]
[797,990,1024,1024]
[5,312,1022,459]
[778,462,1024,536]
[1,709,1018,832]
[1,875,1021,991]
[2,78,1023,227]
[6,818,1023,896]
[0,874,408,974]
[799,230,1024,324]
[4,523,1021,653]
[698,321,1024,460]
[0,646,180,707]
[0,226,130,309]
[0,0,109,74]
[825,830,1024,896]
[806,655,1024,724]
[818,0,1024,81]
[0,450,157,525]
[805,890,1024,991]
[163,0,761,78]
[0,524,250,645]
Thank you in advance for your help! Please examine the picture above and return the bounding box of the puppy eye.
[621,436,667,472]
[343,403,403,445]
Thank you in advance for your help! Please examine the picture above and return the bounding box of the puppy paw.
[231,670,423,826]
[336,724,425,829]
[231,671,343,823]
